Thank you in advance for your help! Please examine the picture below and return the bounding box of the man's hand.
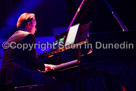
[38,64,56,73]
[44,64,56,72]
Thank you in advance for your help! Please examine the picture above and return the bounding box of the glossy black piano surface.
[46,30,136,74]
[84,30,136,64]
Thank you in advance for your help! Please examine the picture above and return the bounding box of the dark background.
[0,0,136,38]
[0,0,136,89]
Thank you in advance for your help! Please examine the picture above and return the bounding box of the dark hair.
[17,13,35,29]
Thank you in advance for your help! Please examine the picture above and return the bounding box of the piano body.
[38,0,136,90]
[39,30,136,91]
[38,22,91,65]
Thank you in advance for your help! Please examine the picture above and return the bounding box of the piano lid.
[68,0,136,33]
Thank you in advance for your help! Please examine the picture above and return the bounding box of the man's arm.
[24,34,45,71]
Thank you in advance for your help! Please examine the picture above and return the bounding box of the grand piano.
[38,0,136,91]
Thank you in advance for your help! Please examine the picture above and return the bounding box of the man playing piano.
[0,13,64,91]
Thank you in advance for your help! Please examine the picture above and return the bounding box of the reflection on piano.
[38,21,92,65]
[38,40,89,59]
[38,0,136,90]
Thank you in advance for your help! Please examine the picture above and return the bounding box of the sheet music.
[65,24,80,46]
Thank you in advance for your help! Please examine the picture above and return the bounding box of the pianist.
[0,13,63,91]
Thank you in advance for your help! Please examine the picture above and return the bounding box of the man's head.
[17,13,37,34]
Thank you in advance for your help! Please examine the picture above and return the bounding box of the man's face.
[26,18,37,34]
[30,18,37,34]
